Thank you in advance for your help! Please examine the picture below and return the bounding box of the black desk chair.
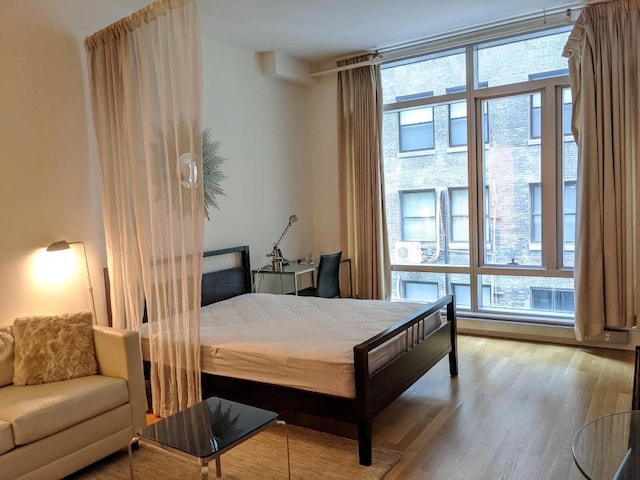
[633,346,640,410]
[298,251,342,298]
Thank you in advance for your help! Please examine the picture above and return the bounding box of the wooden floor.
[373,334,635,480]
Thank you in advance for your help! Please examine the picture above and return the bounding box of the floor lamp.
[46,240,97,324]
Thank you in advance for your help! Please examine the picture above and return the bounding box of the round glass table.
[573,411,640,479]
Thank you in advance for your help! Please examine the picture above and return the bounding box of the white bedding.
[140,293,442,398]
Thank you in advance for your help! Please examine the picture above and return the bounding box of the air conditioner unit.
[393,242,422,264]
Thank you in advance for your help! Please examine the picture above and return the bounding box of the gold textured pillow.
[12,312,97,386]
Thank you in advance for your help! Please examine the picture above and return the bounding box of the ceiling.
[100,0,587,64]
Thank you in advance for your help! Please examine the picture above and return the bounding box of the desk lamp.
[267,214,298,271]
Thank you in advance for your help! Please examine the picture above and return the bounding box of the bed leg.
[447,296,458,377]
[357,420,372,466]
[449,350,459,377]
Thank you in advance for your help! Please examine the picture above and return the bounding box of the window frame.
[381,24,576,324]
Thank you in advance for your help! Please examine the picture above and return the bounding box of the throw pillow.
[0,326,14,387]
[12,312,97,386]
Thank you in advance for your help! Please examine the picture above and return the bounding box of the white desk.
[252,259,353,296]
[252,262,316,295]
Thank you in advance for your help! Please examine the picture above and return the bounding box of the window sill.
[398,149,435,158]
[445,146,468,154]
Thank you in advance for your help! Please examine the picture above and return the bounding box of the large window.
[382,25,576,324]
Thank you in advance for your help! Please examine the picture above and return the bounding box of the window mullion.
[541,85,558,270]
[467,44,480,310]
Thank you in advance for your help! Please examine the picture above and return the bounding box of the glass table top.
[138,396,279,459]
[573,411,640,480]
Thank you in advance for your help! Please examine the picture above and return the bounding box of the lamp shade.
[46,240,71,252]
[45,240,96,324]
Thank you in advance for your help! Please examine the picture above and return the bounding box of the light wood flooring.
[373,334,635,480]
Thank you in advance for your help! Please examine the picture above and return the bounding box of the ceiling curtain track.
[85,0,204,417]
[563,0,640,340]
[313,5,581,77]
[338,54,391,301]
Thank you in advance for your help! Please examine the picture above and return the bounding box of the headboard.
[103,245,252,325]
[201,245,252,306]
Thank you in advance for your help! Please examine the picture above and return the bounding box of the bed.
[138,245,458,465]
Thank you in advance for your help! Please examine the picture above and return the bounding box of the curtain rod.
[311,3,584,77]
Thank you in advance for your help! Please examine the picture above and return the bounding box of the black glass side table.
[138,396,289,479]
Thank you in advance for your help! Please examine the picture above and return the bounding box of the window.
[399,108,434,152]
[563,181,576,244]
[562,88,572,137]
[531,181,575,245]
[449,101,467,147]
[382,25,576,323]
[531,287,575,312]
[530,183,542,244]
[452,283,491,308]
[402,280,438,302]
[482,101,490,144]
[450,188,469,243]
[530,92,542,140]
[400,190,436,241]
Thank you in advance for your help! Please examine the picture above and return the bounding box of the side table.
[138,396,290,479]
[573,411,640,479]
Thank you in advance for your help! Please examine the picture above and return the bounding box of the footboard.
[353,294,457,465]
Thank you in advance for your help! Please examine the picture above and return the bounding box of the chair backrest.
[633,346,640,410]
[316,251,342,298]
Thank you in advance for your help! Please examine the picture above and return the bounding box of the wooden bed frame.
[198,245,458,465]
[137,245,458,466]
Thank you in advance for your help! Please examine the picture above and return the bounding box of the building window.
[530,183,542,243]
[562,88,572,137]
[449,101,467,147]
[530,92,542,140]
[449,187,469,243]
[400,190,436,242]
[401,280,438,302]
[531,287,575,312]
[531,181,575,245]
[452,283,491,308]
[563,181,576,244]
[399,108,434,152]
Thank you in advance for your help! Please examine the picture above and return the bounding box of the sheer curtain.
[338,54,391,300]
[85,0,203,416]
[563,0,640,340]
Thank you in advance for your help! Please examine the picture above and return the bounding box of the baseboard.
[458,317,637,351]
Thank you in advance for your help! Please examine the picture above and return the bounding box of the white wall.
[0,0,127,326]
[308,73,341,255]
[200,36,314,270]
[0,0,325,325]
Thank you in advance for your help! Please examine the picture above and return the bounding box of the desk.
[573,411,640,479]
[252,262,316,295]
[252,258,353,296]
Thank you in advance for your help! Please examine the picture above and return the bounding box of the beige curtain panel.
[563,0,640,340]
[85,0,204,416]
[338,55,391,300]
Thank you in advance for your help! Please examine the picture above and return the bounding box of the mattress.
[140,293,442,398]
